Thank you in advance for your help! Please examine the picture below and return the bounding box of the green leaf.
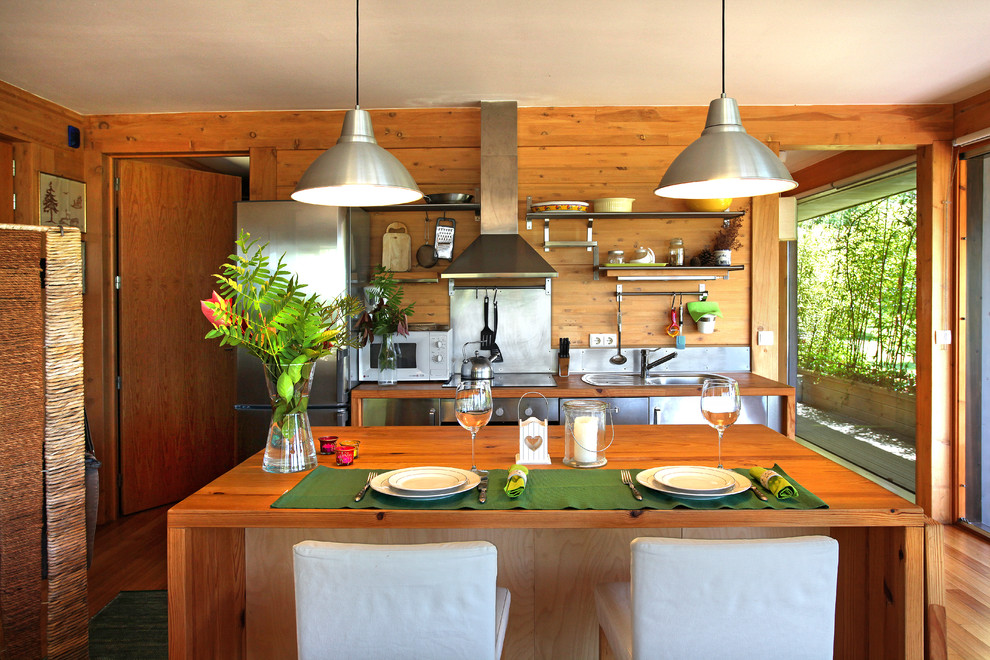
[277,372,294,400]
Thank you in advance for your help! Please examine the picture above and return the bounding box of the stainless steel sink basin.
[580,372,724,387]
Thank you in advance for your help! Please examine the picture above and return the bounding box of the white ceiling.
[3,0,990,117]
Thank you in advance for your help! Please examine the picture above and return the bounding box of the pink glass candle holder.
[335,444,355,466]
[318,436,338,455]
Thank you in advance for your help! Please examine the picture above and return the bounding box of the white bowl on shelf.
[591,197,635,212]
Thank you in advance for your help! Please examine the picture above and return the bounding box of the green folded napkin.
[504,464,529,498]
[749,466,798,499]
[686,301,723,323]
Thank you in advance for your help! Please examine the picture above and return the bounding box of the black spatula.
[490,290,503,362]
[480,292,495,350]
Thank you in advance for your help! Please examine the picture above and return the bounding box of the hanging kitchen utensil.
[416,212,438,268]
[666,298,680,337]
[675,294,687,349]
[490,289,503,362]
[480,290,495,350]
[609,289,626,365]
[382,221,411,272]
[434,216,456,260]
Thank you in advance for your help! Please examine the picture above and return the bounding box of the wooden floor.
[945,524,990,659]
[87,504,168,617]
[87,507,990,658]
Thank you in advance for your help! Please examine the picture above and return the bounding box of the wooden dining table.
[167,424,924,659]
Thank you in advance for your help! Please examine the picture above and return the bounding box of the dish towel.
[686,301,723,323]
[749,466,798,499]
[504,464,529,498]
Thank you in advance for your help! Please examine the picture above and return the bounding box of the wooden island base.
[168,425,924,659]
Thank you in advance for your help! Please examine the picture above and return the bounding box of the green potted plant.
[200,230,362,473]
[355,267,415,385]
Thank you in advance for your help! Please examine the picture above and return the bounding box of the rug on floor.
[89,590,167,659]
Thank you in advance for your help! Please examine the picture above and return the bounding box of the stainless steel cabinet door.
[362,399,440,426]
[560,397,649,425]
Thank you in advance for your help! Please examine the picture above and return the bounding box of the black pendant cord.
[720,0,726,98]
[355,0,360,109]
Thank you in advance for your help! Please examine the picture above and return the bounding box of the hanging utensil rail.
[616,287,709,302]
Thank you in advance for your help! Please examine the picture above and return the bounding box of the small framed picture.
[39,172,86,232]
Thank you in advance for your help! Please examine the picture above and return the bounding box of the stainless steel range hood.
[442,101,557,280]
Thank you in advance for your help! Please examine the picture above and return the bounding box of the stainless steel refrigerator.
[234,201,370,462]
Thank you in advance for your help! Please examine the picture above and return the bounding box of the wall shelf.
[601,264,745,281]
[525,202,747,279]
[363,203,480,217]
[391,271,440,283]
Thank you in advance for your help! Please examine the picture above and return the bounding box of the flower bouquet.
[354,267,415,385]
[201,230,362,472]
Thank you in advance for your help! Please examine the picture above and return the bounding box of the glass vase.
[377,333,400,386]
[262,360,318,473]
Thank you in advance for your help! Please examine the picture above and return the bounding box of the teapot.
[461,342,493,380]
[627,245,656,264]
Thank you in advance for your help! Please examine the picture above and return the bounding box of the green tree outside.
[797,191,917,393]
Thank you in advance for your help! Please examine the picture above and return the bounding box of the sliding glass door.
[964,150,990,530]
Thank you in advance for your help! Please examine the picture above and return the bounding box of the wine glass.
[700,378,741,469]
[455,379,493,473]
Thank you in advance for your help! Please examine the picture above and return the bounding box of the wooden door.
[117,159,240,514]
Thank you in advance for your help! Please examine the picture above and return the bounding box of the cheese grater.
[434,217,456,260]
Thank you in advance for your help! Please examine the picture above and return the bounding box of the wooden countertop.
[350,372,794,399]
[168,424,919,530]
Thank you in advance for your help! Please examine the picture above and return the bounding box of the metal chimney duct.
[442,101,557,279]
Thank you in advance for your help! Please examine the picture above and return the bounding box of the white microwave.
[357,329,453,382]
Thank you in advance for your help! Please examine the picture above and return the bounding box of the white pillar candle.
[572,415,600,464]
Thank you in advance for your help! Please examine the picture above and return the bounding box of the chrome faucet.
[640,349,677,379]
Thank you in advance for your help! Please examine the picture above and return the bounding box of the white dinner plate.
[653,465,738,494]
[371,467,480,500]
[636,466,749,499]
[387,466,469,494]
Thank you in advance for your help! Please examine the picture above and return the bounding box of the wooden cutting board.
[382,222,411,272]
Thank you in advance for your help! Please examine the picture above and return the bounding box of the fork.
[354,471,378,501]
[620,469,642,501]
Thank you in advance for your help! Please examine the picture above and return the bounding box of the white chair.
[293,540,511,660]
[595,536,839,660]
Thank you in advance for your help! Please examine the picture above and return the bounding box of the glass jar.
[562,399,611,468]
[668,238,684,266]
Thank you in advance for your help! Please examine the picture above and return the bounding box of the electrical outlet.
[602,334,617,346]
[590,333,603,346]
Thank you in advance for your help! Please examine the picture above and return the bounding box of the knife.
[478,474,488,503]
[749,481,768,501]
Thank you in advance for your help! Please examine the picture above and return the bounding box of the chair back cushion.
[294,540,497,659]
[630,536,839,659]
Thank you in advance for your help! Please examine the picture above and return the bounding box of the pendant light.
[292,0,422,207]
[654,0,797,199]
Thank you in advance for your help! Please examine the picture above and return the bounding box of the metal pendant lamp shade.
[654,96,797,199]
[290,0,422,207]
[654,0,797,200]
[291,109,422,207]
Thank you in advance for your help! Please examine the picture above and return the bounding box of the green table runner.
[271,464,827,511]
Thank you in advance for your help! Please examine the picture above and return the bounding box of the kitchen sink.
[580,372,724,387]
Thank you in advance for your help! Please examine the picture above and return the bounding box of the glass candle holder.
[318,436,338,455]
[335,444,356,466]
[338,439,360,458]
[562,399,611,468]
